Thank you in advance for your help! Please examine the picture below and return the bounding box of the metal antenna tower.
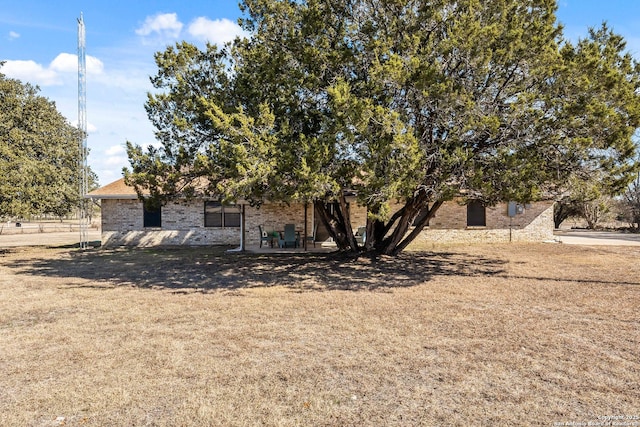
[78,13,89,249]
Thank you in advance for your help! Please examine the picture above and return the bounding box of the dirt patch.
[0,244,638,426]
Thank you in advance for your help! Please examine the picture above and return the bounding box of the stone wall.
[407,200,555,245]
[101,199,240,247]
[348,202,368,230]
[100,199,314,247]
[100,198,554,247]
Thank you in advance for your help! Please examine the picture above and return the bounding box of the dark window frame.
[143,204,162,228]
[466,201,486,227]
[204,201,241,228]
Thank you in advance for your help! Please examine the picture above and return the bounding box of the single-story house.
[87,178,555,248]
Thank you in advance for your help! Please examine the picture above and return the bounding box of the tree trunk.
[582,201,606,230]
[315,193,445,255]
[392,200,443,255]
[314,195,358,251]
[377,198,443,255]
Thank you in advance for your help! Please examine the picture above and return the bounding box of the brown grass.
[0,243,638,426]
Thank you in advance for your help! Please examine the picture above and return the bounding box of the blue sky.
[2,0,640,185]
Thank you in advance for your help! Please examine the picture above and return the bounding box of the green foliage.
[552,24,640,228]
[125,0,640,254]
[0,69,90,220]
[555,174,614,229]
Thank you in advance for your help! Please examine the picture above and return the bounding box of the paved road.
[554,230,640,246]
[0,231,101,248]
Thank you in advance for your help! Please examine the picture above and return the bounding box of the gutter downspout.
[304,203,308,251]
[227,204,245,252]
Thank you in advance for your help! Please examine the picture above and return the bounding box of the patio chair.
[355,226,366,245]
[280,223,299,248]
[258,225,270,248]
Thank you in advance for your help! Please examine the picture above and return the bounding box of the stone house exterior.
[409,199,554,245]
[87,178,554,248]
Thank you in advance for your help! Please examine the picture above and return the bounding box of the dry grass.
[0,243,638,426]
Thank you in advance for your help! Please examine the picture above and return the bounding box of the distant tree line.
[555,169,640,230]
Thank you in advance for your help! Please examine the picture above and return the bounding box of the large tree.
[0,68,89,220]
[126,0,640,254]
[553,24,640,228]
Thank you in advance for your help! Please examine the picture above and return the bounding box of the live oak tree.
[0,68,91,221]
[125,0,640,254]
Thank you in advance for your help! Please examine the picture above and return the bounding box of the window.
[205,201,241,228]
[466,201,486,227]
[143,204,162,228]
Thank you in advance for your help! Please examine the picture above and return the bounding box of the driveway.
[554,230,640,246]
[0,230,101,248]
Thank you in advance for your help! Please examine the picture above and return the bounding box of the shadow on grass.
[3,246,508,292]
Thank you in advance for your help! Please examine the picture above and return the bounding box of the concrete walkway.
[554,230,640,246]
[3,229,639,248]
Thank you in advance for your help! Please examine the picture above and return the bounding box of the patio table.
[266,231,280,248]
[272,229,303,248]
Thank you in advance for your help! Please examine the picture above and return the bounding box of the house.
[87,178,555,248]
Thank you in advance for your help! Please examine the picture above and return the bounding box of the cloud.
[1,60,61,85]
[187,17,246,45]
[136,13,183,39]
[2,53,104,87]
[49,54,75,72]
[105,145,126,156]
[104,144,129,167]
[8,31,20,40]
[105,155,127,167]
[50,53,104,75]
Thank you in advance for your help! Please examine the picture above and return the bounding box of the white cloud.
[105,153,128,167]
[50,53,104,75]
[187,17,246,45]
[103,144,129,171]
[136,13,183,39]
[2,54,104,87]
[1,60,61,86]
[87,56,105,75]
[49,54,75,72]
[9,31,20,40]
[105,145,126,156]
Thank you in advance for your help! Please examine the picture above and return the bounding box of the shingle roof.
[86,178,143,199]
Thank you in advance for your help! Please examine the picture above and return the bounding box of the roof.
[85,177,248,204]
[86,178,142,199]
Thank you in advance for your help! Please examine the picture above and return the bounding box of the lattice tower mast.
[78,13,88,249]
